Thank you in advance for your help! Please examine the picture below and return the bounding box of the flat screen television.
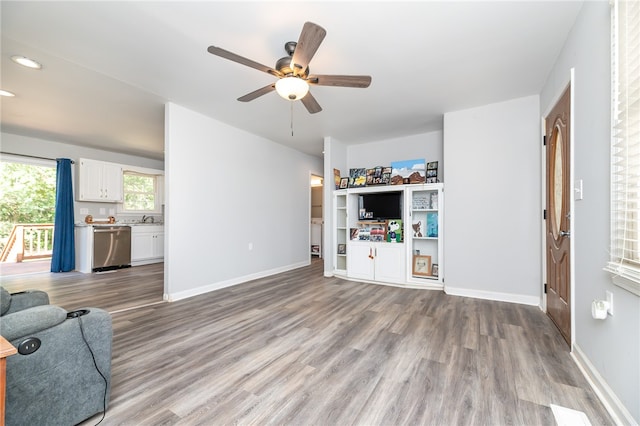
[360,192,402,220]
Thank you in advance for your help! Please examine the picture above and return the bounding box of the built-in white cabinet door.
[347,242,404,283]
[347,242,375,280]
[374,243,405,284]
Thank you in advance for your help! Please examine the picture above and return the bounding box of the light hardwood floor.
[1,263,164,313]
[2,260,613,425]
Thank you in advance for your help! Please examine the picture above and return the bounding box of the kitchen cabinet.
[78,158,123,202]
[131,225,164,265]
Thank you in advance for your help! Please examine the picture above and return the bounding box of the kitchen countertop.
[75,222,164,227]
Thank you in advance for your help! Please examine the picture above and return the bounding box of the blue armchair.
[0,286,112,425]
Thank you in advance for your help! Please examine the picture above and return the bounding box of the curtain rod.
[0,152,75,164]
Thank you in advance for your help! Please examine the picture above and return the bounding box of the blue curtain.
[51,158,75,272]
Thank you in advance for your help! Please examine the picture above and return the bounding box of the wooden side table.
[0,337,17,426]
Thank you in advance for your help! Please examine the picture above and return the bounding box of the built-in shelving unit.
[333,191,348,274]
[406,184,443,286]
[332,183,443,289]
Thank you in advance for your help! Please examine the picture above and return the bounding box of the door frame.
[540,69,575,348]
[309,172,324,260]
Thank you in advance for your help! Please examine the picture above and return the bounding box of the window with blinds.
[606,0,640,295]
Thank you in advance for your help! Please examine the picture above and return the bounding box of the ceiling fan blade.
[301,91,322,114]
[207,46,282,78]
[237,84,276,102]
[291,22,326,76]
[307,74,372,88]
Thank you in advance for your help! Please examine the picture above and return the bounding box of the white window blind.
[606,0,640,295]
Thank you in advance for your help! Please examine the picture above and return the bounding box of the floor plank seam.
[109,300,166,314]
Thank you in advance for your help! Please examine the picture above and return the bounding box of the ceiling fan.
[207,21,372,114]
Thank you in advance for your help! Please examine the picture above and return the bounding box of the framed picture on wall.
[339,177,349,189]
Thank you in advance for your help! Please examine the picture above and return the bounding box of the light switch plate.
[575,179,583,200]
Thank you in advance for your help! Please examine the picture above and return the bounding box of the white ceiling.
[0,1,583,161]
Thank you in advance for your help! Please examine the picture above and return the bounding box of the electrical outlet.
[606,291,614,315]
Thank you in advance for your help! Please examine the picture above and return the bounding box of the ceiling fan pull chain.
[290,102,294,136]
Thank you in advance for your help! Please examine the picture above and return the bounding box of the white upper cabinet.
[78,158,123,202]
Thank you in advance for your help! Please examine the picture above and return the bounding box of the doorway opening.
[310,174,323,259]
[0,156,56,276]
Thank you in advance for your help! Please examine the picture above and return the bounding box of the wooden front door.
[545,85,571,345]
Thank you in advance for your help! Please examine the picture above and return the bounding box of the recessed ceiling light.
[0,89,15,97]
[11,55,42,69]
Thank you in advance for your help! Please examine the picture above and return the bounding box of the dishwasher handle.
[93,227,130,233]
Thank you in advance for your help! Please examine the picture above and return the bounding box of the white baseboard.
[164,260,309,302]
[444,285,540,306]
[571,344,637,426]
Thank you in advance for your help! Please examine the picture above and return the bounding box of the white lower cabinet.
[131,225,164,265]
[347,242,405,284]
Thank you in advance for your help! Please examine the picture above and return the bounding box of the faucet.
[142,215,154,223]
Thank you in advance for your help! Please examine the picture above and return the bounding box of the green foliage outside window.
[123,173,156,211]
[0,162,56,249]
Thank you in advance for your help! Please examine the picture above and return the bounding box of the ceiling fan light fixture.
[11,55,42,70]
[275,76,309,101]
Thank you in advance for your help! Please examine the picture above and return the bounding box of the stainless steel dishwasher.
[93,225,131,272]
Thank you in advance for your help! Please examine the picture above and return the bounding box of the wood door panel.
[547,244,570,338]
[545,85,571,345]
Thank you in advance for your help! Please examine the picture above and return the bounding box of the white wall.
[1,132,164,223]
[347,131,443,180]
[165,103,323,301]
[443,95,541,305]
[541,2,639,423]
